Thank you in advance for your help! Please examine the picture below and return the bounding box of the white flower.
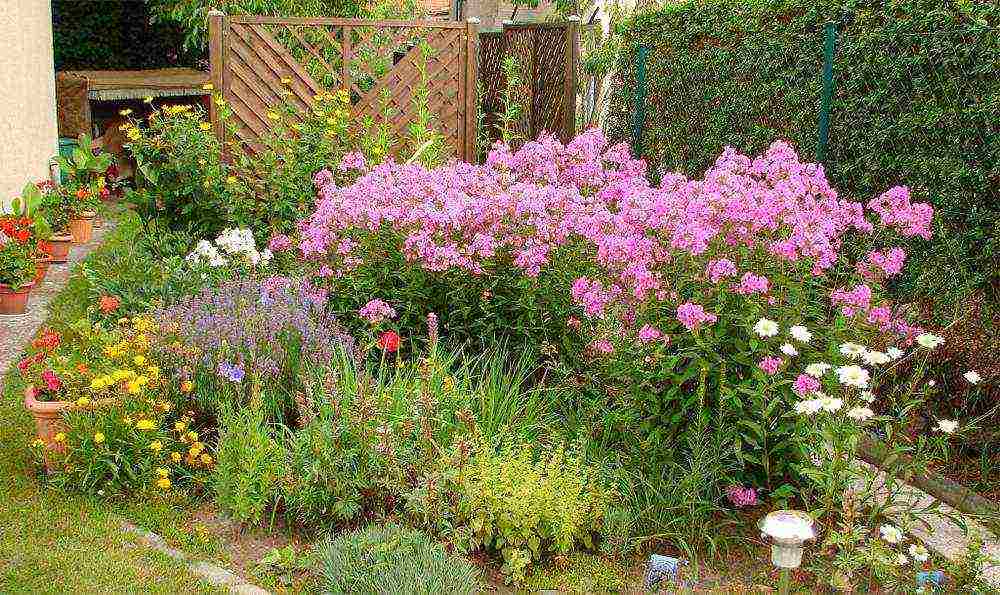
[928,379,937,387]
[780,343,798,357]
[908,544,929,563]
[819,396,843,412]
[839,342,867,359]
[964,370,981,385]
[880,524,904,544]
[915,333,945,349]
[259,248,274,264]
[795,399,823,415]
[887,347,904,359]
[805,362,832,378]
[836,365,870,389]
[789,325,812,343]
[754,318,779,338]
[860,390,875,403]
[862,350,890,366]
[896,553,909,566]
[846,406,874,421]
[935,419,958,434]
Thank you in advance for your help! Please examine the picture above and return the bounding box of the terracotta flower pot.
[33,253,52,284]
[0,281,34,315]
[40,234,73,263]
[68,213,95,244]
[24,386,118,470]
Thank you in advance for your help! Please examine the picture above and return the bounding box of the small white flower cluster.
[878,524,930,567]
[186,228,273,268]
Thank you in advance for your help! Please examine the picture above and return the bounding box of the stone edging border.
[121,522,271,594]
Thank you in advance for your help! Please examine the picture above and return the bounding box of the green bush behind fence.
[606,0,1000,306]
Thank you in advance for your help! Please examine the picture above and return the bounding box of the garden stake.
[816,21,837,163]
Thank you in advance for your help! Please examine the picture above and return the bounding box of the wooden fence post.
[465,18,480,161]
[342,25,352,97]
[207,10,226,143]
[564,16,580,141]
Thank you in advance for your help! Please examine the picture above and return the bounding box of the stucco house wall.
[0,1,58,209]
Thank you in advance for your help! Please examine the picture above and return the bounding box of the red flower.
[377,330,400,353]
[31,328,61,351]
[98,294,121,313]
[41,370,62,392]
[75,188,89,199]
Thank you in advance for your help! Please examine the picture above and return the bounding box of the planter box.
[39,234,73,263]
[0,281,34,315]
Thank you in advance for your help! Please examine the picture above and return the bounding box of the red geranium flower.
[31,328,61,351]
[377,330,400,353]
[75,188,89,199]
[41,370,62,392]
[98,294,121,313]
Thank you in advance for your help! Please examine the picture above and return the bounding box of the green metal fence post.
[631,45,649,158]
[817,21,837,163]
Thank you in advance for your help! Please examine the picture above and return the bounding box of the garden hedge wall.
[52,0,201,71]
[606,0,1000,305]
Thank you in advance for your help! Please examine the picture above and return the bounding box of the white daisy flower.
[964,370,981,385]
[805,362,832,378]
[896,553,909,566]
[836,365,870,389]
[846,406,874,421]
[915,333,945,349]
[862,350,890,366]
[794,399,823,415]
[880,524,904,544]
[819,396,843,412]
[839,342,867,359]
[754,318,779,338]
[887,347,904,359]
[935,419,958,434]
[780,343,798,357]
[789,325,812,343]
[908,544,929,563]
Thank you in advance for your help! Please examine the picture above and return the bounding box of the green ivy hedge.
[53,0,201,71]
[606,0,1000,306]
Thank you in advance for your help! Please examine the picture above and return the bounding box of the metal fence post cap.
[466,17,481,24]
[208,9,225,16]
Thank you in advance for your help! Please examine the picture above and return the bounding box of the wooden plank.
[229,24,314,109]
[231,16,465,28]
[284,25,340,85]
[563,17,579,142]
[208,11,226,142]
[464,19,478,160]
[342,25,351,95]
[239,22,324,96]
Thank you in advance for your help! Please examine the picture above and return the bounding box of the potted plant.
[4,182,55,282]
[66,184,100,244]
[0,229,37,314]
[56,133,113,234]
[37,184,74,262]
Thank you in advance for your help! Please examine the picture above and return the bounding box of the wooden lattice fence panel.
[209,14,477,160]
[477,20,579,150]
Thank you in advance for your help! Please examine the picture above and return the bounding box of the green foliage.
[52,0,198,71]
[55,134,113,191]
[0,240,36,290]
[316,523,483,595]
[212,401,285,525]
[5,183,53,241]
[497,56,527,146]
[606,0,1000,305]
[449,440,609,584]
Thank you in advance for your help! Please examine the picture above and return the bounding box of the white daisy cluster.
[187,228,273,268]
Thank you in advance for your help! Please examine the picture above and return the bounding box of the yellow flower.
[133,355,147,366]
[143,96,153,103]
[214,96,226,107]
[170,451,182,463]
[337,89,349,103]
[31,439,45,448]
[149,440,163,453]
[158,401,172,412]
[90,377,104,390]
[281,77,293,85]
[94,432,105,444]
[199,122,212,131]
[186,431,199,442]
[156,467,170,477]
[202,83,214,90]
[119,108,133,116]
[146,366,160,378]
[313,94,324,102]
[189,442,204,457]
[180,380,194,394]
[226,176,237,185]
[200,453,214,466]
[75,396,91,407]
[123,416,133,426]
[126,128,141,142]
[136,419,156,431]
[174,421,187,432]
[266,111,280,121]
[126,381,141,395]
[156,477,171,489]
[54,432,66,443]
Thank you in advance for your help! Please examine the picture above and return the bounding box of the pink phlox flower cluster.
[358,299,396,324]
[867,186,933,240]
[831,283,873,316]
[676,302,717,331]
[706,258,738,283]
[637,324,663,343]
[793,373,821,396]
[338,152,368,172]
[759,356,783,375]
[268,234,293,252]
[725,485,758,507]
[858,247,907,280]
[571,277,619,318]
[736,271,770,295]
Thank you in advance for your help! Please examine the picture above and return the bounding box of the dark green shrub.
[606,0,1000,305]
[316,523,482,595]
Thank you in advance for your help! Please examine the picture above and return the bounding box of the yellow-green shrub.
[453,441,609,583]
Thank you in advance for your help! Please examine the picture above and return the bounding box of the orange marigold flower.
[98,295,121,313]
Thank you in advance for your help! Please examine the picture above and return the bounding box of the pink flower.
[358,299,396,324]
[867,186,933,240]
[706,258,737,283]
[637,324,663,343]
[758,356,783,375]
[736,272,769,295]
[792,373,821,396]
[338,152,367,172]
[676,302,717,331]
[267,234,293,252]
[41,369,62,392]
[725,485,758,507]
[590,339,614,355]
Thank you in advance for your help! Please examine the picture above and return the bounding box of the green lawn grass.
[0,215,223,594]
